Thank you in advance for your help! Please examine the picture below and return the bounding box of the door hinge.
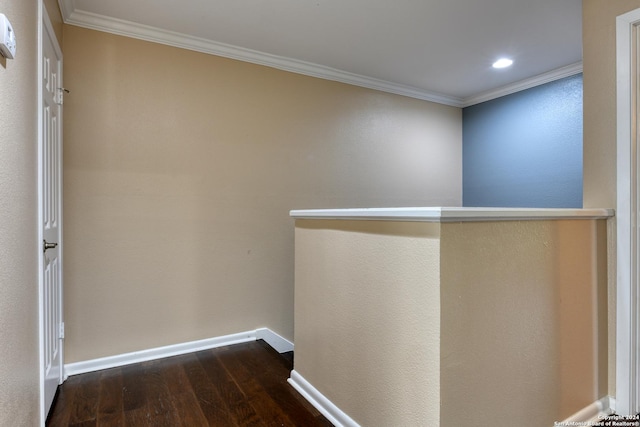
[59,322,65,339]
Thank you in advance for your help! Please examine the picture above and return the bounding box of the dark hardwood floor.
[46,340,333,427]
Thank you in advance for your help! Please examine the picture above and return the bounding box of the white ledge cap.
[289,207,615,222]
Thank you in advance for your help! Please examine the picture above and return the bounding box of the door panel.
[40,6,63,418]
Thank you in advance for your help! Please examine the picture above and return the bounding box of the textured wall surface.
[43,0,62,44]
[0,0,40,425]
[292,218,608,426]
[62,25,461,363]
[293,220,441,426]
[583,0,640,396]
[440,219,608,426]
[463,74,583,208]
[583,0,640,209]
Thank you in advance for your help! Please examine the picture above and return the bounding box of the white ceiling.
[58,0,583,107]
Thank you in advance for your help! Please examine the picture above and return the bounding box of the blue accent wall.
[463,74,583,208]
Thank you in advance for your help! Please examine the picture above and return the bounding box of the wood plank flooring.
[46,340,333,427]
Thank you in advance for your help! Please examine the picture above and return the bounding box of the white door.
[39,5,64,419]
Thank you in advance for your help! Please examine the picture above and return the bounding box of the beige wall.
[62,25,462,362]
[583,0,640,397]
[440,220,608,426]
[0,0,40,425]
[293,220,442,426]
[292,218,608,426]
[583,0,640,208]
[44,0,63,45]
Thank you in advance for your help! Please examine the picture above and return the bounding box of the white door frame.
[38,2,64,423]
[616,7,640,416]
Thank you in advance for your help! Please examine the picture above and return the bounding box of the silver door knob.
[43,240,58,252]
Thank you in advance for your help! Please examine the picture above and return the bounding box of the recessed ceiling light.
[492,58,513,69]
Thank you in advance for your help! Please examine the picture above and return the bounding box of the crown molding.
[58,0,582,109]
[461,61,583,107]
[57,0,75,22]
[57,2,463,107]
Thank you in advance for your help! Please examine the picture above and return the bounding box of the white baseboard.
[256,327,294,353]
[64,328,291,379]
[288,370,360,427]
[558,396,614,425]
